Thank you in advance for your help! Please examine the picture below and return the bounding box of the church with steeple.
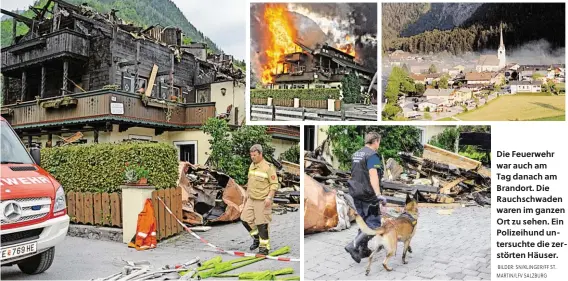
[476,23,506,72]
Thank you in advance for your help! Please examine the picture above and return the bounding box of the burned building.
[266,42,376,103]
[1,0,246,156]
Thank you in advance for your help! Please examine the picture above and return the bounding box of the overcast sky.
[1,0,246,60]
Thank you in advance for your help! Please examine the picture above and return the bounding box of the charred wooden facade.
[1,0,244,143]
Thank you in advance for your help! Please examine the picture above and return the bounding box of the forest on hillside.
[1,0,222,53]
[382,3,565,55]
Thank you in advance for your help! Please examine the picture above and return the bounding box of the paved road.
[1,212,300,280]
[304,206,491,280]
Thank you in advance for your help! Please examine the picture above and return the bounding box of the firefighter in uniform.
[344,132,387,263]
[241,144,279,255]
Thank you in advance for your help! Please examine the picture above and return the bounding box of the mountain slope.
[401,3,482,37]
[383,3,565,55]
[0,0,222,53]
[381,3,430,52]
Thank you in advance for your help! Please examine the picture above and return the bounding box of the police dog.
[355,194,419,275]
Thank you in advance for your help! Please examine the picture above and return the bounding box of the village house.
[509,80,543,94]
[465,72,503,86]
[410,73,427,84]
[425,73,443,85]
[422,88,455,104]
[448,65,465,78]
[454,88,474,104]
[268,42,376,104]
[417,98,445,112]
[0,0,299,163]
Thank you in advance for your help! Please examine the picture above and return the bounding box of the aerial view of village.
[249,2,378,121]
[382,3,566,121]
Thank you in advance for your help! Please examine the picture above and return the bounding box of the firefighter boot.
[358,234,373,259]
[257,224,270,255]
[242,221,260,251]
[344,231,369,263]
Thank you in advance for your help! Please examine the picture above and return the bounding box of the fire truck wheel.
[17,247,55,275]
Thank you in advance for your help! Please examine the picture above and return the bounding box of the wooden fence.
[250,104,377,121]
[66,187,183,240]
[67,191,122,227]
[251,98,327,109]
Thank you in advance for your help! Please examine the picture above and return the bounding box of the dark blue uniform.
[348,147,382,230]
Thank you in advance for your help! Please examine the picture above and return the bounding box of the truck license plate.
[1,242,37,261]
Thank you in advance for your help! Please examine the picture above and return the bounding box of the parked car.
[0,117,70,274]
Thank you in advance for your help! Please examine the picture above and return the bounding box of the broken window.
[196,88,211,103]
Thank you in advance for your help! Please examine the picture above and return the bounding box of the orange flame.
[261,4,299,85]
[337,35,356,57]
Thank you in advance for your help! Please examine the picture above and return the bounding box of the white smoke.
[506,40,565,65]
[287,3,355,46]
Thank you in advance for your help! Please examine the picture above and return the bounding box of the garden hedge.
[41,142,178,193]
[250,88,340,100]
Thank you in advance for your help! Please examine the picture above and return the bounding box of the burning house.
[252,3,378,104]
[270,42,374,92]
[0,0,251,160]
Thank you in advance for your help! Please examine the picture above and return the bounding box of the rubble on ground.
[179,160,300,226]
[304,143,491,208]
[303,143,490,233]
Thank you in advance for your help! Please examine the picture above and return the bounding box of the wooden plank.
[93,193,102,225]
[101,193,111,226]
[173,186,180,234]
[83,192,94,225]
[110,193,121,227]
[169,187,176,234]
[67,191,75,223]
[75,192,84,224]
[158,189,166,239]
[165,188,172,238]
[152,190,160,240]
[423,144,481,170]
[176,186,182,233]
[145,64,158,97]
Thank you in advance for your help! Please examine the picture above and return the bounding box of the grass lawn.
[446,95,565,121]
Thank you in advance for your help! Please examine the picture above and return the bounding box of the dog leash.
[156,197,300,262]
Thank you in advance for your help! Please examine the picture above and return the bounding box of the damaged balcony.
[0,90,216,133]
[1,29,89,72]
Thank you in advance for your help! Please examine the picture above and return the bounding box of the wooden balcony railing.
[1,29,89,71]
[1,90,216,130]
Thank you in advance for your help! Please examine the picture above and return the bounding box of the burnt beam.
[21,71,27,101]
[1,9,33,27]
[62,60,68,94]
[37,0,53,20]
[157,70,172,76]
[11,18,16,45]
[118,60,137,67]
[41,65,46,98]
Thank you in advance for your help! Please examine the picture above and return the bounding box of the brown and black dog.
[355,194,419,275]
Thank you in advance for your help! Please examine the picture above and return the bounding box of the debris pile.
[179,162,246,226]
[179,161,300,226]
[305,144,490,206]
[305,144,491,209]
[394,144,491,206]
[304,143,490,233]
